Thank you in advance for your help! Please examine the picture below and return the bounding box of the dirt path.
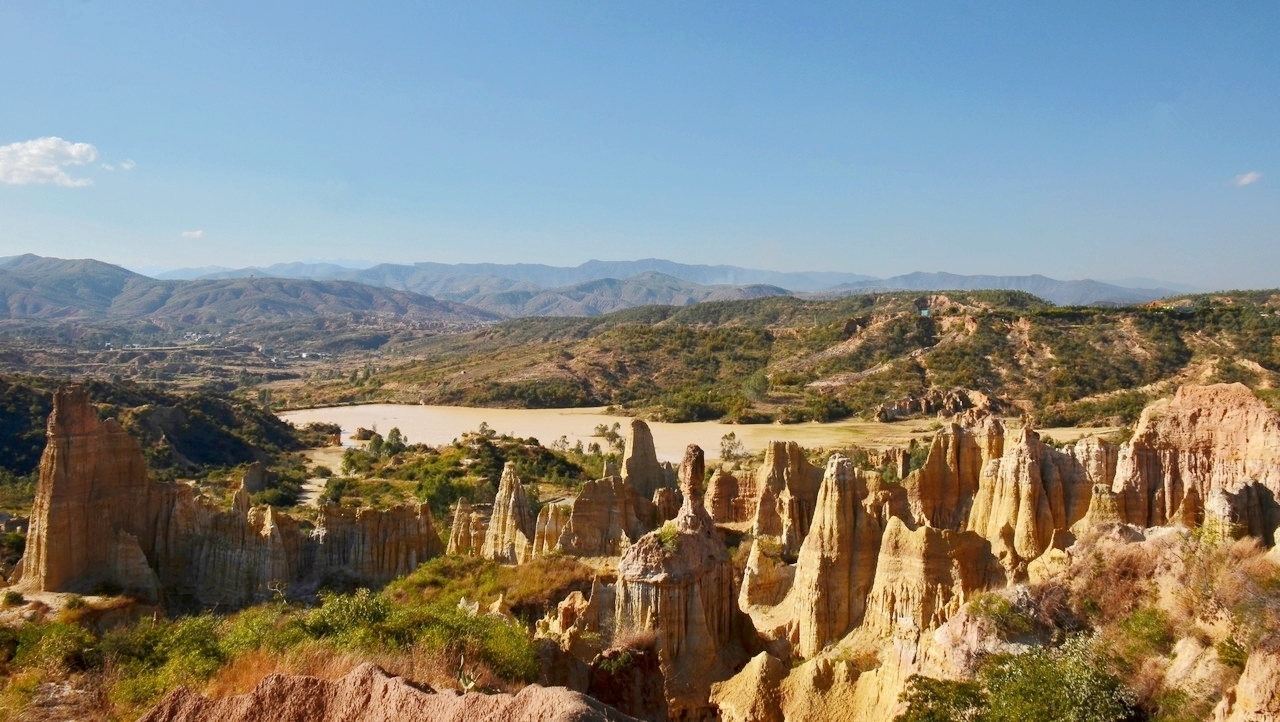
[298,446,347,507]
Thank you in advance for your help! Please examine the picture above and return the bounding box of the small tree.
[898,675,988,722]
[720,432,747,463]
[742,370,769,401]
[384,427,407,456]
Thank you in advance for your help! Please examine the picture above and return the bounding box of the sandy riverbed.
[279,404,1116,464]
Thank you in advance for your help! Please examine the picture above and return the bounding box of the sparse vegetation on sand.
[0,555,596,719]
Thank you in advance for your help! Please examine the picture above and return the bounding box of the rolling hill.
[820,272,1178,306]
[160,258,876,291]
[274,289,1280,427]
[0,255,498,326]
[156,258,1191,310]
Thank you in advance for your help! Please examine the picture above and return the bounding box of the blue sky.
[0,2,1276,287]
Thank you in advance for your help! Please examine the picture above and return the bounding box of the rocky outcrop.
[21,386,155,595]
[587,646,667,722]
[715,384,1280,721]
[651,487,681,523]
[790,455,882,658]
[540,575,618,662]
[241,462,269,494]
[533,504,572,557]
[310,503,440,588]
[705,470,752,524]
[139,663,640,722]
[869,447,910,482]
[1069,484,1124,537]
[614,445,746,718]
[1114,383,1280,541]
[904,416,1003,530]
[967,429,1115,574]
[558,477,657,557]
[19,386,442,608]
[620,420,668,499]
[1216,635,1280,722]
[874,388,994,422]
[731,472,760,524]
[751,441,824,557]
[738,537,794,609]
[708,652,787,722]
[482,463,536,564]
[447,499,487,556]
[861,517,1003,636]
[967,428,1059,569]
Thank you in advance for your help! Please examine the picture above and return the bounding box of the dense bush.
[898,636,1137,722]
[0,470,36,514]
[473,379,599,408]
[0,573,550,717]
[1037,390,1152,428]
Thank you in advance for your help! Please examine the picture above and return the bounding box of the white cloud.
[120,159,136,171]
[181,230,204,239]
[0,137,98,187]
[1234,171,1263,187]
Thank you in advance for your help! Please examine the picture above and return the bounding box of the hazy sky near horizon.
[1,2,1277,287]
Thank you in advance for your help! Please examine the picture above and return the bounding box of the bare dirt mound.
[139,662,640,722]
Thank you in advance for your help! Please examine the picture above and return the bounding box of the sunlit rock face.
[556,476,658,557]
[614,444,747,719]
[750,441,824,558]
[620,419,671,500]
[789,454,882,658]
[446,498,486,556]
[1113,383,1280,540]
[482,462,536,564]
[19,385,443,608]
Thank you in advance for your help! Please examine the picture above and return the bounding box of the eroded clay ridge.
[16,385,443,608]
[710,382,1280,721]
[139,662,641,722]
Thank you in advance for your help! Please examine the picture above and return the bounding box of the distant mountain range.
[0,254,1207,331]
[154,258,1195,308]
[157,258,877,292]
[818,272,1179,307]
[0,255,497,326]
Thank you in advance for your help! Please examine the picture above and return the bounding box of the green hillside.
[279,290,1280,425]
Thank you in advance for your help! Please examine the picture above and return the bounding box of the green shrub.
[0,531,26,564]
[97,614,228,709]
[898,674,987,722]
[411,607,539,683]
[967,594,1032,637]
[304,588,391,647]
[896,637,1138,722]
[14,622,97,672]
[907,442,930,472]
[1119,608,1173,657]
[63,595,86,610]
[218,604,306,657]
[656,523,680,554]
[981,637,1136,722]
[595,650,635,676]
[1217,637,1248,670]
[2,590,24,607]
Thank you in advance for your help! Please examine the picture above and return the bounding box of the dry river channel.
[279,403,1116,464]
